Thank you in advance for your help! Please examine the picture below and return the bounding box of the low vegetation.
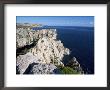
[57,66,81,74]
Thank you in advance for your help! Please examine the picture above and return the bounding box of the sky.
[16,16,94,27]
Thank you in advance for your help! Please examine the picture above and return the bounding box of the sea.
[33,26,94,74]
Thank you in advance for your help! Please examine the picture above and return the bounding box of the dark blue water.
[33,26,94,74]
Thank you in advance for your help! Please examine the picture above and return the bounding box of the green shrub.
[58,66,80,74]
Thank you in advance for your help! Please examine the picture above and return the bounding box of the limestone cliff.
[16,28,70,74]
[16,24,84,74]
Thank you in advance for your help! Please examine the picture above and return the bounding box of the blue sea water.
[33,26,94,74]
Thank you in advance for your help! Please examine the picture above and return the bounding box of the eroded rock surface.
[66,57,84,74]
[16,27,70,74]
[16,52,41,74]
[29,63,57,74]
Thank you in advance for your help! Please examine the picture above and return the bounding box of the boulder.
[29,63,57,74]
[16,52,41,74]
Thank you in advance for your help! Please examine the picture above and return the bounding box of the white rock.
[16,28,70,74]
[16,52,40,74]
[29,63,57,74]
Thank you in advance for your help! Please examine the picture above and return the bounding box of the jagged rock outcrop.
[29,63,57,74]
[16,51,62,74]
[16,52,57,74]
[16,28,36,48]
[16,29,57,48]
[16,52,41,74]
[16,24,84,74]
[16,27,70,74]
[66,57,84,74]
[29,37,70,65]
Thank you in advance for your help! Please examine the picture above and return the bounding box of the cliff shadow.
[16,41,37,57]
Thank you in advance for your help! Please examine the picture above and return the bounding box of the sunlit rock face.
[30,30,70,65]
[16,52,40,74]
[16,28,70,74]
[16,29,57,48]
[16,52,57,74]
[16,29,34,48]
[30,37,70,65]
[29,63,57,74]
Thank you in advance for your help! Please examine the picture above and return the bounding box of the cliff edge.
[16,25,83,74]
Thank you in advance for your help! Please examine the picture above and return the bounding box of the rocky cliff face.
[66,57,84,74]
[16,24,84,74]
[17,29,58,48]
[16,52,57,74]
[16,28,70,74]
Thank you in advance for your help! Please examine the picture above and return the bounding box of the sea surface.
[33,26,94,74]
